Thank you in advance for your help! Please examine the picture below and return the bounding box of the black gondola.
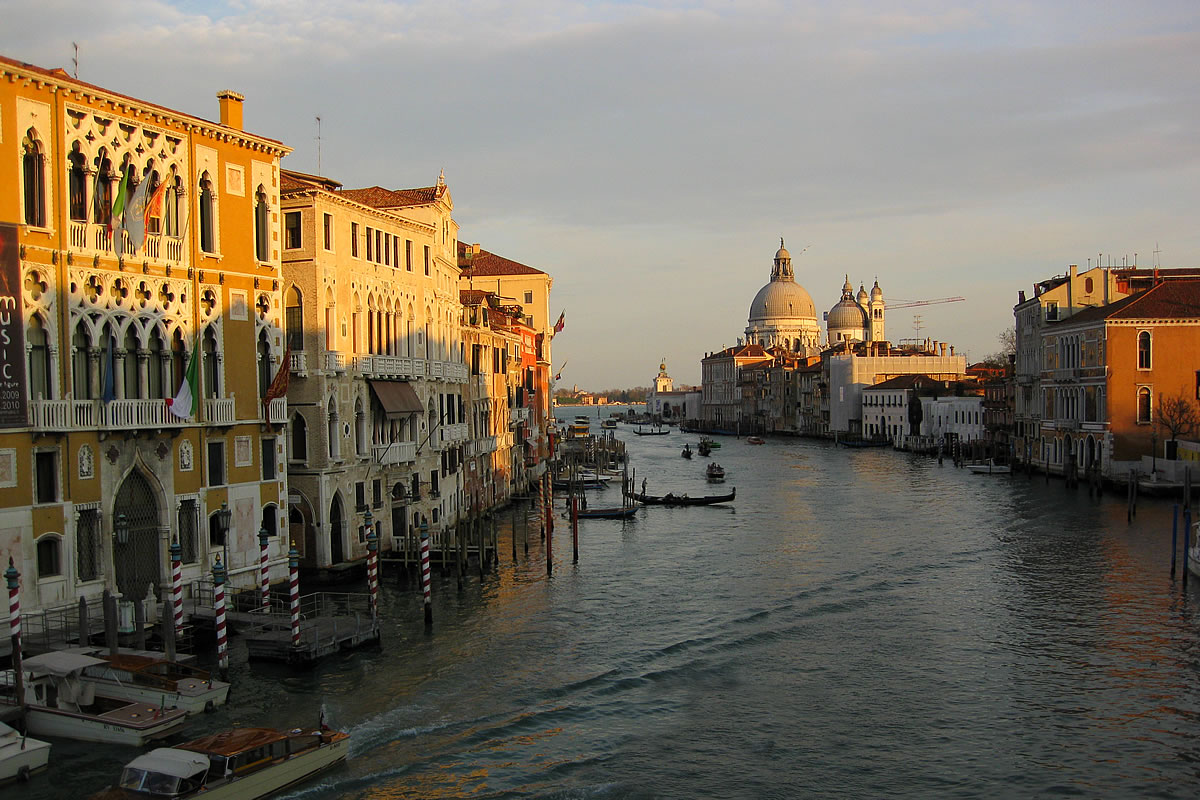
[623,488,736,506]
[577,506,639,519]
[681,444,693,459]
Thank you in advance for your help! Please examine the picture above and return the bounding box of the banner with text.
[0,223,27,427]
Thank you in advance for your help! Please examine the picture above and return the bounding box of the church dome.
[744,240,821,351]
[827,296,868,330]
[870,280,883,300]
[856,285,869,304]
[749,280,817,321]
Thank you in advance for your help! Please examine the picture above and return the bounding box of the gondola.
[576,506,639,520]
[681,445,693,459]
[634,426,670,436]
[623,488,736,506]
[552,477,610,490]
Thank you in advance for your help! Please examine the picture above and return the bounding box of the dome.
[749,280,817,322]
[870,280,883,300]
[827,296,868,330]
[856,285,868,304]
[775,245,790,261]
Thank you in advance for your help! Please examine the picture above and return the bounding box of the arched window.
[22,130,46,227]
[123,325,140,399]
[72,326,92,399]
[291,412,308,462]
[170,329,185,393]
[328,397,340,460]
[145,171,162,234]
[355,398,367,457]
[199,172,215,253]
[165,175,182,237]
[254,185,269,261]
[1137,331,1151,370]
[257,330,272,400]
[94,151,114,226]
[1137,387,1152,424]
[68,146,88,222]
[261,504,278,539]
[147,328,165,399]
[202,326,220,398]
[285,286,304,352]
[27,314,51,401]
[36,535,61,578]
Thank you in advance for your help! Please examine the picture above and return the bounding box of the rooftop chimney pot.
[217,90,245,130]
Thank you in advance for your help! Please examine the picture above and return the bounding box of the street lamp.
[363,509,373,543]
[216,501,232,578]
[114,513,129,545]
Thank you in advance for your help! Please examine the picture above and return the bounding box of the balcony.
[438,422,469,448]
[324,351,346,374]
[204,397,236,425]
[290,351,308,377]
[69,221,185,263]
[510,406,530,424]
[266,397,287,424]
[104,399,185,428]
[373,441,417,466]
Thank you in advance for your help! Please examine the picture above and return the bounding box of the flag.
[168,339,199,419]
[145,177,170,232]
[262,346,291,409]
[124,177,153,253]
[108,167,129,235]
[100,335,116,404]
[553,311,565,334]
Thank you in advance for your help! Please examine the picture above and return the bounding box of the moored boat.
[624,488,736,506]
[577,506,639,520]
[600,418,618,429]
[0,721,50,784]
[966,460,1011,475]
[1,652,188,746]
[79,652,230,715]
[569,415,591,437]
[89,724,351,800]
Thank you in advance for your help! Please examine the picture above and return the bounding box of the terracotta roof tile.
[338,185,441,209]
[1059,280,1200,326]
[458,241,546,277]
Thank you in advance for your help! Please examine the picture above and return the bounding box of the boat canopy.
[22,651,108,677]
[122,748,210,779]
[367,380,423,418]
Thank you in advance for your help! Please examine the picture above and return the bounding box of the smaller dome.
[828,297,868,330]
[775,245,790,261]
[842,275,853,295]
[870,280,883,300]
[856,285,868,303]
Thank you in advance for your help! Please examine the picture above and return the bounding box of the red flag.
[262,347,291,408]
[553,312,565,334]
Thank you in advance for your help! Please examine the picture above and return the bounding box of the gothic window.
[327,397,340,460]
[145,172,162,234]
[72,327,92,399]
[178,499,198,563]
[255,185,270,261]
[165,175,182,237]
[94,151,114,226]
[27,314,52,401]
[257,330,272,400]
[355,398,367,457]
[22,130,46,227]
[199,172,216,253]
[1137,331,1151,370]
[69,147,88,222]
[291,412,308,462]
[123,325,140,399]
[202,326,220,398]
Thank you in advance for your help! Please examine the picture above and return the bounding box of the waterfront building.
[1034,279,1200,479]
[918,393,986,449]
[646,360,697,421]
[700,344,772,431]
[796,360,826,436]
[279,169,469,570]
[744,242,822,353]
[458,244,554,474]
[826,277,886,345]
[0,55,291,616]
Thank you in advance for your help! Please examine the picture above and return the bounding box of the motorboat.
[681,444,693,459]
[0,651,188,746]
[78,652,230,715]
[89,724,350,800]
[699,436,721,450]
[966,460,1011,475]
[600,418,618,429]
[0,721,50,784]
[746,436,765,445]
[706,463,726,483]
[568,416,590,437]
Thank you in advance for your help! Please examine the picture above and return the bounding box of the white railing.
[267,397,287,424]
[325,351,346,374]
[102,399,182,428]
[428,360,445,380]
[290,351,308,375]
[30,399,70,429]
[69,221,185,263]
[497,431,513,449]
[205,397,235,425]
[372,441,417,466]
[72,400,96,427]
[511,406,529,423]
[439,422,469,447]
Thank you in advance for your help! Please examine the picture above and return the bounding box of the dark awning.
[368,380,423,418]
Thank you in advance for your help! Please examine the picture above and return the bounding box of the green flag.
[168,339,200,419]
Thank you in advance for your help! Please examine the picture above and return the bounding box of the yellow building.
[0,55,291,616]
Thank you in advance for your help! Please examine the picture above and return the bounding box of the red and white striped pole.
[419,518,432,628]
[258,527,271,613]
[6,558,24,706]
[170,539,184,638]
[288,541,301,648]
[212,555,228,679]
[366,515,379,620]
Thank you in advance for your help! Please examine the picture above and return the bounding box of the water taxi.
[79,652,230,715]
[89,725,350,800]
[569,415,591,437]
[0,721,50,784]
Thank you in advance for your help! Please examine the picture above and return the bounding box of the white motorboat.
[78,652,229,715]
[966,460,1011,475]
[89,725,350,800]
[0,721,50,784]
[0,652,188,746]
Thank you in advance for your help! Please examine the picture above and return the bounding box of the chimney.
[940,343,947,357]
[217,90,245,130]
[950,345,955,356]
[1067,264,1076,310]
[1018,290,1026,303]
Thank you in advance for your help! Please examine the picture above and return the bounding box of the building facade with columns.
[0,55,292,616]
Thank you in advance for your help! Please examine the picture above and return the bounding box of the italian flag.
[168,342,199,419]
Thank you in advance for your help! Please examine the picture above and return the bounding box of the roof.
[281,169,343,193]
[459,289,493,305]
[1056,280,1200,327]
[338,185,442,209]
[123,748,209,779]
[703,344,770,361]
[178,728,289,758]
[458,242,547,277]
[865,374,938,391]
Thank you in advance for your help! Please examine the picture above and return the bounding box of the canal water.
[30,410,1200,799]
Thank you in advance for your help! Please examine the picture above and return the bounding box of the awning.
[368,380,423,418]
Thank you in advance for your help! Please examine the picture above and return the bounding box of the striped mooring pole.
[259,527,271,613]
[289,541,301,648]
[366,520,379,620]
[420,519,432,628]
[6,558,24,706]
[170,538,184,638]
[213,555,228,679]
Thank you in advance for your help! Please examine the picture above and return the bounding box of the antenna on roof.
[71,42,79,78]
[315,116,322,175]
[1153,242,1161,269]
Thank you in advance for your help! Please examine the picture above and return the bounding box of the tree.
[1156,393,1200,459]
[981,327,1016,367]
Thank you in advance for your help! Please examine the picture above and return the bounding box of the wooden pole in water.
[212,555,228,680]
[420,519,433,628]
[6,559,24,712]
[511,502,517,562]
[1127,470,1134,523]
[1171,504,1179,577]
[259,527,271,613]
[289,541,302,647]
[1184,506,1192,587]
[78,596,89,649]
[162,601,176,663]
[104,588,119,656]
[366,523,379,620]
[170,538,184,642]
[134,597,146,650]
[546,489,554,577]
[571,493,579,564]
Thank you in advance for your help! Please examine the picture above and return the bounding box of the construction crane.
[886,296,966,309]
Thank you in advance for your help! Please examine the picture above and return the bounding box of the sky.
[6,1,1200,389]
